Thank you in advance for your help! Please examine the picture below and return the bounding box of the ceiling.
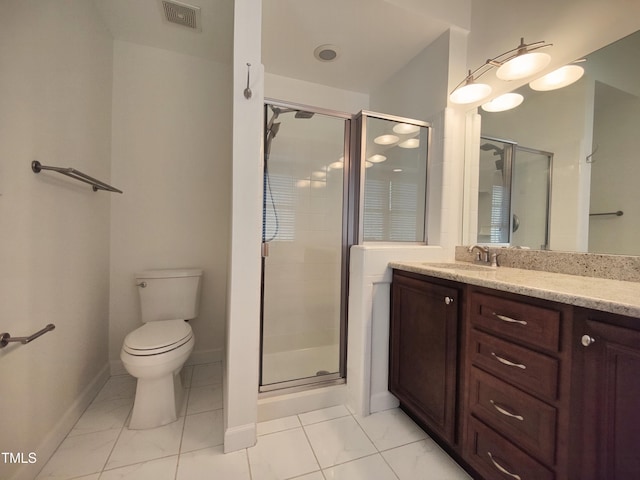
[93,0,234,65]
[261,0,468,93]
[94,0,470,94]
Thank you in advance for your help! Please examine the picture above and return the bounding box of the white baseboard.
[369,391,399,415]
[223,423,256,453]
[12,363,110,480]
[110,348,223,376]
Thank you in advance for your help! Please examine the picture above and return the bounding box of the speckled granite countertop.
[390,261,640,318]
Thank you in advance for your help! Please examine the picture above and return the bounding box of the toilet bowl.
[120,268,202,430]
[121,320,194,429]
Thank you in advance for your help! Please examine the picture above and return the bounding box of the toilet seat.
[123,320,192,356]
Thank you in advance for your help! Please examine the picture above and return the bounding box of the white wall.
[109,40,232,373]
[589,83,640,254]
[0,2,113,479]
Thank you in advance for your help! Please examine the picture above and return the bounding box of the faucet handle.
[490,252,500,267]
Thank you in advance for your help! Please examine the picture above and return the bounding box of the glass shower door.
[260,101,350,391]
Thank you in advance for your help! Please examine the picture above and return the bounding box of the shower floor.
[262,344,340,386]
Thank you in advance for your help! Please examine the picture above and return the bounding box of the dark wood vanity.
[390,268,640,480]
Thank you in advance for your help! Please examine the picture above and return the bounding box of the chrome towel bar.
[1,324,56,348]
[32,160,123,193]
[589,210,623,217]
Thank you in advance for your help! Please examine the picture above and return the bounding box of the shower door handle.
[262,242,270,258]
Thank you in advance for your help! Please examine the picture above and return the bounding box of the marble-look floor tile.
[35,428,120,479]
[181,409,224,453]
[177,446,251,480]
[105,417,185,470]
[99,455,178,480]
[257,414,301,436]
[69,397,133,437]
[304,416,377,469]
[382,439,472,480]
[322,454,399,480]
[298,405,350,426]
[354,408,427,451]
[248,427,319,480]
[291,471,325,480]
[93,375,136,403]
[191,362,222,387]
[186,383,223,415]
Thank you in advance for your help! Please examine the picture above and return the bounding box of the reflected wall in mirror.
[472,29,640,255]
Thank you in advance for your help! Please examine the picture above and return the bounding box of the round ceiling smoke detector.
[314,44,339,62]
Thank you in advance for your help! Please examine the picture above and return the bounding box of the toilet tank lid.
[136,268,203,279]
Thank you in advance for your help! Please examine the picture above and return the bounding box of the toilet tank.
[136,268,203,322]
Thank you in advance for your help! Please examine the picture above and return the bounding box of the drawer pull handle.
[490,400,524,421]
[487,452,521,480]
[491,352,527,370]
[493,313,527,326]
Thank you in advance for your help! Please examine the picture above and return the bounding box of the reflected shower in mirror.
[477,137,551,249]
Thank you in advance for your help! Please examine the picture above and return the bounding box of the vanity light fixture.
[450,38,552,105]
[529,64,585,91]
[368,154,387,163]
[374,134,399,145]
[481,93,524,112]
[392,123,420,135]
[398,138,420,148]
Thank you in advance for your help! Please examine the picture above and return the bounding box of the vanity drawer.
[470,292,560,352]
[469,329,559,400]
[468,366,557,465]
[466,416,555,480]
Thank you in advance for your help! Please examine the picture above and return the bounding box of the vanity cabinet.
[390,267,640,480]
[389,271,462,446]
[462,288,573,480]
[571,309,640,480]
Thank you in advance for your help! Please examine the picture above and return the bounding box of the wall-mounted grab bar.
[589,210,624,217]
[32,161,123,193]
[1,324,56,348]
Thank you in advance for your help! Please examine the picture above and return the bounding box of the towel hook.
[586,144,598,163]
[244,63,252,99]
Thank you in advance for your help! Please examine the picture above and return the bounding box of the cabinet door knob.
[581,334,596,347]
[444,296,454,305]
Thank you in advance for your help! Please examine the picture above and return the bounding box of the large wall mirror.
[466,29,640,255]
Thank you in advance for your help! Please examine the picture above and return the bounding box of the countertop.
[389,261,640,318]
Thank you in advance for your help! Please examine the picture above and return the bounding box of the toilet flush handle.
[136,281,147,288]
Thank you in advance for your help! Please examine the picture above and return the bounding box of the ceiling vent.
[160,0,202,31]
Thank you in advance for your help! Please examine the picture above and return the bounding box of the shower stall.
[260,101,430,394]
[260,101,352,392]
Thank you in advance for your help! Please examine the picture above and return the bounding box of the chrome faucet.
[468,244,491,263]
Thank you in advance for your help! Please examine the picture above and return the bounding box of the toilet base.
[128,370,185,430]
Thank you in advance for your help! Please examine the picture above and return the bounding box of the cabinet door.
[574,317,640,480]
[389,272,460,444]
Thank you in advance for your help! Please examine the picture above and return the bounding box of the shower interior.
[260,102,349,392]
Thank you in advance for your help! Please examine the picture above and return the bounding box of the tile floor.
[36,362,472,480]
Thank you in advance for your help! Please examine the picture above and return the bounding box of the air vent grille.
[161,0,201,30]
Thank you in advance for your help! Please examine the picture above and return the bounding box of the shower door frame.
[259,98,355,394]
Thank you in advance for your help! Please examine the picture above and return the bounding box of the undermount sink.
[422,262,496,272]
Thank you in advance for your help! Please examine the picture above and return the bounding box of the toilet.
[121,268,203,430]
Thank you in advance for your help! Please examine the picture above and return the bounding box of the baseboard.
[186,348,223,366]
[369,390,399,415]
[110,347,223,376]
[11,363,110,480]
[223,423,256,453]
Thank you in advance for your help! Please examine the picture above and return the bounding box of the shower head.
[480,143,503,154]
[481,143,505,171]
[295,110,315,119]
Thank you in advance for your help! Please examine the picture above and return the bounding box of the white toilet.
[121,268,203,430]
